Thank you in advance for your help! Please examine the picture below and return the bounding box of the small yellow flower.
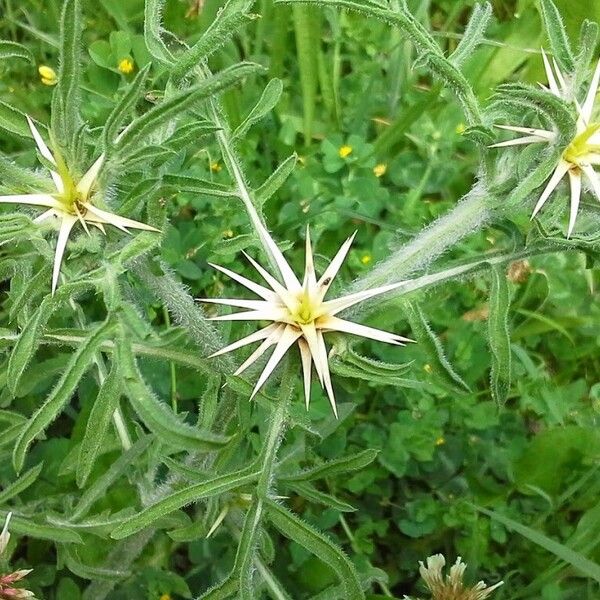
[424,363,433,374]
[210,161,222,173]
[360,254,372,265]
[455,122,466,135]
[435,436,446,446]
[339,145,353,159]
[373,163,387,177]
[223,229,234,238]
[38,65,58,86]
[159,594,171,600]
[118,58,135,74]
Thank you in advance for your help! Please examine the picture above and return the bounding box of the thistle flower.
[0,514,34,599]
[202,222,412,416]
[405,554,503,600]
[492,50,600,237]
[0,117,159,293]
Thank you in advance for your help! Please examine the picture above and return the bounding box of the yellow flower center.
[563,122,600,166]
[339,145,353,159]
[290,291,319,325]
[118,58,135,74]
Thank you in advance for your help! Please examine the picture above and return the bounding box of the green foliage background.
[1,0,600,599]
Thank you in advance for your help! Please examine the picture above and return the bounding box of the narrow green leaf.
[540,0,575,72]
[281,449,378,482]
[0,512,82,544]
[0,101,32,137]
[144,0,176,66]
[163,174,238,198]
[72,436,153,521]
[115,62,262,157]
[111,466,260,539]
[117,331,229,451]
[449,3,493,67]
[12,319,115,473]
[52,0,83,153]
[288,482,356,512]
[0,40,34,63]
[233,78,284,139]
[236,501,263,600]
[7,280,96,395]
[0,463,44,504]
[76,360,123,488]
[255,153,297,206]
[171,0,256,81]
[405,302,470,393]
[63,547,131,580]
[267,500,364,600]
[292,5,320,144]
[103,64,151,148]
[488,265,512,406]
[476,505,600,583]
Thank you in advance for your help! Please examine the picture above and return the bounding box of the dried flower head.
[0,514,34,599]
[405,554,503,600]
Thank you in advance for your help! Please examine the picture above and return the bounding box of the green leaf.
[76,360,123,488]
[72,436,153,521]
[266,500,364,600]
[12,319,115,473]
[7,281,96,395]
[111,466,260,539]
[476,505,600,583]
[287,482,356,512]
[405,302,470,393]
[281,449,378,482]
[255,153,297,206]
[103,63,151,148]
[171,0,257,82]
[163,174,237,198]
[292,5,320,144]
[0,101,32,137]
[52,0,84,154]
[0,512,82,544]
[63,547,130,580]
[144,0,176,66]
[0,40,34,63]
[115,62,262,158]
[488,265,512,406]
[540,0,575,72]
[0,462,44,503]
[117,331,229,451]
[449,3,492,67]
[233,78,284,140]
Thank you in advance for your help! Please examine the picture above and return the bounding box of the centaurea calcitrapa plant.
[1,0,600,598]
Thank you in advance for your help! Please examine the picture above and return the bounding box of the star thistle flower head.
[202,223,412,416]
[0,117,159,293]
[0,514,34,599]
[404,554,503,600]
[491,50,600,238]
